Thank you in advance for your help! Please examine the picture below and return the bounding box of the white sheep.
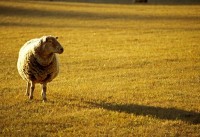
[17,36,64,101]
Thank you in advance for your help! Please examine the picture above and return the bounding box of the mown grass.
[0,0,200,136]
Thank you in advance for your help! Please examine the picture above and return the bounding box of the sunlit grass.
[0,0,200,136]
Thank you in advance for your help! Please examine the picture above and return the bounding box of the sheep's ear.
[55,36,58,39]
[43,36,54,43]
[42,36,48,43]
[35,39,44,52]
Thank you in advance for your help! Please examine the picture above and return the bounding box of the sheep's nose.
[60,48,64,53]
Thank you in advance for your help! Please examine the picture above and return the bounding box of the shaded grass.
[87,101,200,124]
[0,0,200,136]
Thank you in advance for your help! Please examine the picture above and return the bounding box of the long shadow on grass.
[87,101,200,124]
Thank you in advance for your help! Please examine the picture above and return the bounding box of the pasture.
[0,1,200,136]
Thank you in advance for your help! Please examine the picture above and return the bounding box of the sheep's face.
[42,36,64,54]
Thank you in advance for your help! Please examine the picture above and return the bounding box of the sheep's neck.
[36,53,54,66]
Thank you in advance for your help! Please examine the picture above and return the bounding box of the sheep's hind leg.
[29,81,35,100]
[25,82,30,96]
[41,83,47,102]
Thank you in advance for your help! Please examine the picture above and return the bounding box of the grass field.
[0,0,200,136]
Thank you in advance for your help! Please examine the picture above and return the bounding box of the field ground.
[0,1,200,136]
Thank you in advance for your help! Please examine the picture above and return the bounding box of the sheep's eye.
[48,39,53,43]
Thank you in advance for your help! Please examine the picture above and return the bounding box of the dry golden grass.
[0,1,200,136]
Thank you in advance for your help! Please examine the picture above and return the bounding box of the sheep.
[17,36,64,102]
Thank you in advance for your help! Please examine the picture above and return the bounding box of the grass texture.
[0,1,200,136]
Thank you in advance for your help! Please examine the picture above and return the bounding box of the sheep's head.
[41,36,64,55]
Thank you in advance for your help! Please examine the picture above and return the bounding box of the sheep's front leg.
[29,81,35,100]
[41,83,47,102]
[25,82,30,96]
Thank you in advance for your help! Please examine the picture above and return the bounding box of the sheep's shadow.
[86,101,200,124]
